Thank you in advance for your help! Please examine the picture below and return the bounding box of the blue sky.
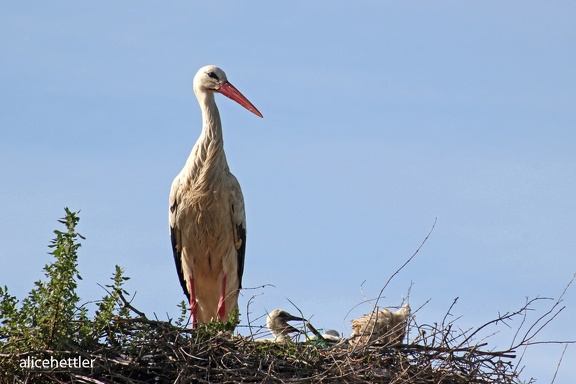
[1,1,575,381]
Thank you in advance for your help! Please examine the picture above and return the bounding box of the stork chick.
[350,304,410,346]
[266,309,305,342]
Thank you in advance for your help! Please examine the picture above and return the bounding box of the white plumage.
[259,309,305,343]
[169,65,262,327]
[350,304,410,346]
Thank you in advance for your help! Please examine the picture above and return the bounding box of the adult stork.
[169,65,262,327]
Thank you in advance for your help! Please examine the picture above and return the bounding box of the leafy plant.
[0,208,87,352]
[0,209,135,376]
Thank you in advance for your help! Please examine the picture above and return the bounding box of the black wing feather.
[170,202,190,302]
[236,224,246,289]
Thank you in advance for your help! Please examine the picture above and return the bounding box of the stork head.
[193,65,263,118]
[266,309,305,340]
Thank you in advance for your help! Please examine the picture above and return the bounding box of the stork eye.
[207,71,219,80]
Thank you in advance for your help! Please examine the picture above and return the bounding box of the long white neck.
[185,90,229,177]
[197,90,223,142]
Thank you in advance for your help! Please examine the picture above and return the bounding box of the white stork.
[261,309,341,344]
[169,65,262,327]
[349,304,410,346]
[264,309,306,342]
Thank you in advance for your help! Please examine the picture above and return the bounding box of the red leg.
[189,277,197,329]
[217,273,227,320]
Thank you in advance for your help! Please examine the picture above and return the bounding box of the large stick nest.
[2,309,525,384]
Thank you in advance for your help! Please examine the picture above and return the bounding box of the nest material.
[1,315,522,384]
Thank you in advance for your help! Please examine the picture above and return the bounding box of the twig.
[550,344,568,384]
[117,289,147,318]
[373,218,436,310]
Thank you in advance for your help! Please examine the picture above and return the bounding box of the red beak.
[218,82,263,118]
